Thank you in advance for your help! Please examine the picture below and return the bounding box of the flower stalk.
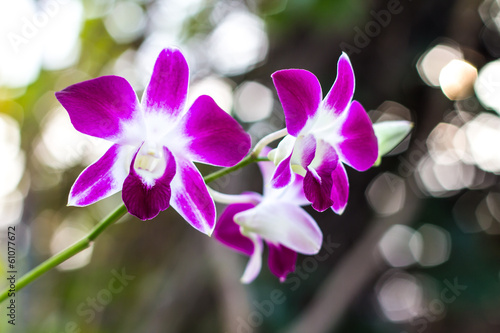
[0,204,128,303]
[0,148,272,303]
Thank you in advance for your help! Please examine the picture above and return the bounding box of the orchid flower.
[212,153,322,283]
[55,48,251,235]
[269,53,378,213]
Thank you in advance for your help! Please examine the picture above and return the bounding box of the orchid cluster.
[56,47,410,283]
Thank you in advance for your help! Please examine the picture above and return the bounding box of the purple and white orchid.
[56,48,251,235]
[269,53,378,213]
[212,154,322,283]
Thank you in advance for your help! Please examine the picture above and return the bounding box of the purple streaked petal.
[213,203,256,256]
[303,141,339,212]
[235,202,322,255]
[240,233,264,284]
[182,95,251,167]
[142,48,189,119]
[323,53,355,116]
[56,76,144,144]
[270,151,294,188]
[330,161,349,215]
[295,134,317,168]
[169,158,215,235]
[68,144,129,206]
[267,243,297,282]
[122,146,176,220]
[337,100,378,171]
[272,69,322,136]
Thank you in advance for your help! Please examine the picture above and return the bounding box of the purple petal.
[261,157,308,205]
[270,151,294,188]
[213,203,256,256]
[182,95,251,167]
[330,161,349,215]
[122,146,176,220]
[142,48,189,119]
[295,134,317,168]
[303,142,339,212]
[267,243,297,282]
[169,157,215,235]
[56,76,143,144]
[323,53,355,116]
[337,100,378,171]
[272,69,322,136]
[68,144,128,206]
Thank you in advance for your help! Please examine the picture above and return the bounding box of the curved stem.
[0,204,128,302]
[203,156,268,184]
[251,128,288,157]
[207,187,260,205]
[0,152,269,303]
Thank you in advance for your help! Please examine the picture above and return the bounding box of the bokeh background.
[1,0,500,332]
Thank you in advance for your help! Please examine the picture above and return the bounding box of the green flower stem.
[202,155,268,183]
[0,204,128,303]
[0,153,271,303]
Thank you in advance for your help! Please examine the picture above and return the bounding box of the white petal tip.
[240,276,252,284]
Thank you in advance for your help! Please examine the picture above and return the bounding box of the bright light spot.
[83,0,116,19]
[208,11,268,75]
[34,107,112,169]
[413,224,451,267]
[376,271,423,322]
[439,59,477,100]
[415,155,449,197]
[105,2,146,44]
[234,81,274,122]
[475,59,500,115]
[149,0,204,35]
[188,76,234,113]
[378,225,420,267]
[113,49,142,91]
[0,191,24,228]
[366,173,406,216]
[0,114,21,158]
[433,161,475,191]
[417,43,463,87]
[50,220,93,271]
[427,123,462,165]
[463,113,500,173]
[40,0,83,71]
[0,0,83,88]
[0,114,25,197]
